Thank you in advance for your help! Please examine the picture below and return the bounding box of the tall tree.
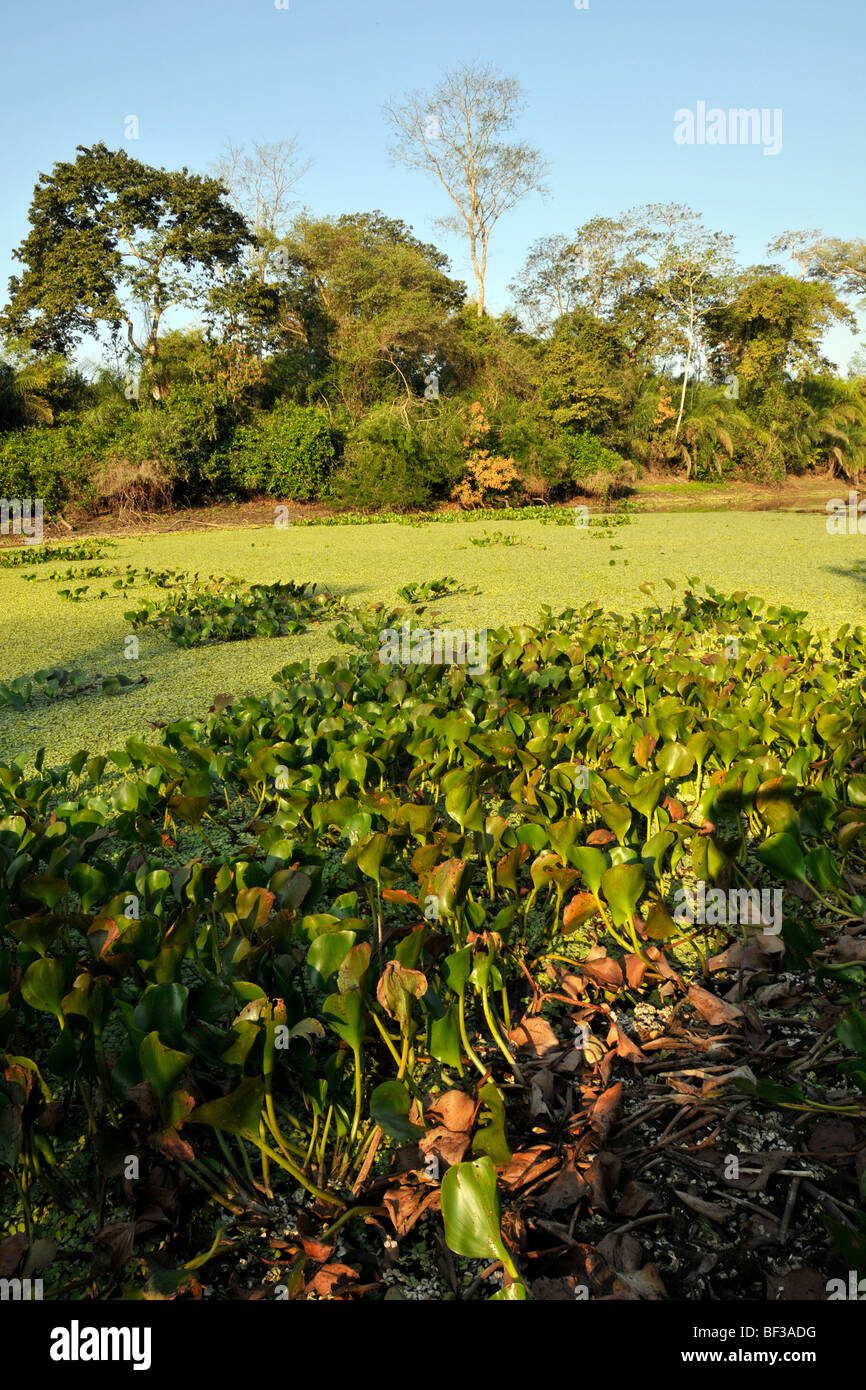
[385,62,548,317]
[508,234,581,333]
[1,144,252,395]
[627,204,734,440]
[768,230,866,302]
[213,138,310,285]
[703,269,854,387]
[270,212,465,409]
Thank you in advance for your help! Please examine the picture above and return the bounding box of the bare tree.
[508,234,579,333]
[385,62,548,317]
[213,138,310,284]
[769,229,866,302]
[627,203,734,441]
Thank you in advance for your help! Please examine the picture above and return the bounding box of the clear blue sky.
[1,0,863,368]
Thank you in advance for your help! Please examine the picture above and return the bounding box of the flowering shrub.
[451,401,522,507]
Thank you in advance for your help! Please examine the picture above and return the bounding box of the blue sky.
[1,0,863,368]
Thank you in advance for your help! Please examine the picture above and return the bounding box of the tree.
[1,143,253,395]
[703,269,854,387]
[508,234,581,333]
[213,138,310,285]
[566,216,641,322]
[768,230,866,302]
[270,212,465,410]
[626,204,734,441]
[385,62,548,317]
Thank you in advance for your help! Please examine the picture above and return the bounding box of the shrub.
[0,423,96,513]
[451,401,523,508]
[560,429,635,499]
[227,404,335,501]
[332,407,434,511]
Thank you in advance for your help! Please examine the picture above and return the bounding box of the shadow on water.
[823,563,866,589]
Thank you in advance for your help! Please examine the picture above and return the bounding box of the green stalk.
[480,984,518,1073]
[458,993,487,1076]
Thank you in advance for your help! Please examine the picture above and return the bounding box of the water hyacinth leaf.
[530,852,562,890]
[355,832,390,886]
[322,990,365,1051]
[441,1156,511,1264]
[572,846,607,897]
[515,824,548,852]
[133,983,189,1050]
[370,1080,424,1141]
[21,958,67,1026]
[428,858,471,916]
[442,946,473,998]
[598,800,632,845]
[337,941,372,993]
[139,1032,192,1101]
[754,833,808,884]
[563,891,598,934]
[471,1083,512,1166]
[428,1002,463,1070]
[804,846,843,893]
[495,844,530,894]
[600,863,645,926]
[376,960,428,1030]
[189,1077,266,1140]
[21,876,67,910]
[657,743,695,779]
[837,1008,866,1058]
[629,772,665,821]
[848,774,866,808]
[645,903,679,940]
[307,930,357,985]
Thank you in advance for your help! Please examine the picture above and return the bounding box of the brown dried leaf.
[688,983,743,1025]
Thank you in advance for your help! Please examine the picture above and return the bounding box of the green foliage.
[0,539,115,567]
[332,404,460,511]
[125,576,339,647]
[1,579,864,1295]
[226,403,336,501]
[0,666,146,711]
[2,577,866,1293]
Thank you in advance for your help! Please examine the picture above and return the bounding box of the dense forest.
[1,90,864,521]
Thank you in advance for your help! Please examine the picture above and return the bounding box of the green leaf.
[428,1002,463,1070]
[189,1077,265,1140]
[21,958,67,1026]
[132,982,189,1049]
[322,990,365,1051]
[657,742,695,779]
[441,1156,512,1264]
[838,1008,866,1059]
[139,1032,192,1101]
[600,862,645,926]
[370,1080,424,1140]
[307,931,356,985]
[471,1083,512,1166]
[754,833,808,884]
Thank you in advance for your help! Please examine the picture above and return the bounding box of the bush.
[227,404,335,501]
[331,402,467,511]
[332,407,434,511]
[560,430,635,501]
[0,423,96,514]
